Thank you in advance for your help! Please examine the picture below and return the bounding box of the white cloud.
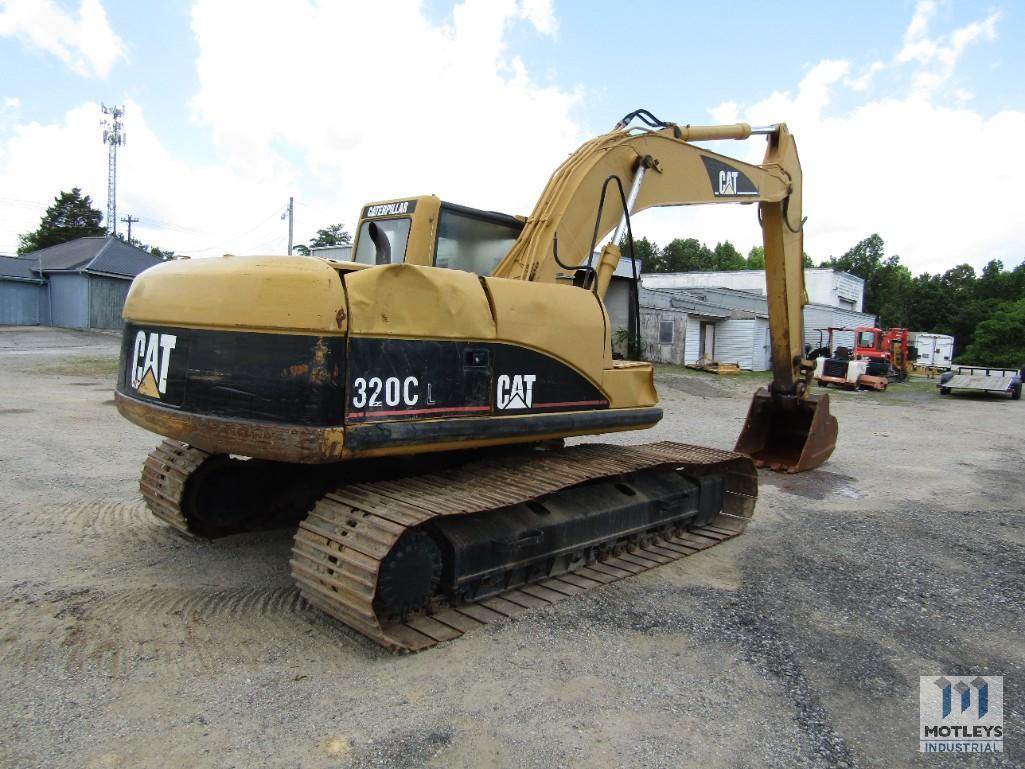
[0,95,19,130]
[182,0,581,244]
[3,1,1017,276]
[896,0,999,95]
[519,0,558,37]
[0,0,126,78]
[0,1,579,255]
[632,3,1022,275]
[844,60,884,92]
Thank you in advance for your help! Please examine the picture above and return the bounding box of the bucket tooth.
[734,388,837,473]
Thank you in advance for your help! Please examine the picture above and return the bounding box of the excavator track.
[140,439,330,538]
[291,441,757,652]
[139,439,211,536]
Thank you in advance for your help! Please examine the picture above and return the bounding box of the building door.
[699,321,715,362]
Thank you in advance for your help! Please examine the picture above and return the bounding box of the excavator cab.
[349,195,525,275]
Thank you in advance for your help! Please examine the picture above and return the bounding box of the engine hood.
[123,254,347,334]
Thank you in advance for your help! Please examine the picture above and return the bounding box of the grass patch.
[33,357,119,379]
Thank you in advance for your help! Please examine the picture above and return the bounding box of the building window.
[659,320,674,344]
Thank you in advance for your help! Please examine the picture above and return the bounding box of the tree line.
[622,236,812,273]
[17,188,174,258]
[629,232,1025,367]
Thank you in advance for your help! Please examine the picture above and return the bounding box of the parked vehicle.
[853,326,911,381]
[938,365,1023,400]
[809,327,888,391]
[912,333,954,370]
[814,356,887,391]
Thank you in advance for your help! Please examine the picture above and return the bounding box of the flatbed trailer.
[938,365,1023,400]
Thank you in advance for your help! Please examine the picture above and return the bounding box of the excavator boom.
[483,111,836,471]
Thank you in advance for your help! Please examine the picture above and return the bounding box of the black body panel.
[344,338,609,423]
[117,326,628,443]
[117,324,346,427]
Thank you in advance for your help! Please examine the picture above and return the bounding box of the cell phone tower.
[101,104,126,236]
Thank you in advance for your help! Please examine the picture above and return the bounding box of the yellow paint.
[123,255,348,334]
[349,195,441,268]
[483,276,608,389]
[602,361,657,409]
[136,369,159,398]
[344,264,495,340]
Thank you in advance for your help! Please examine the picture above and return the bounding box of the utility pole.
[101,104,126,237]
[120,214,139,243]
[281,196,294,254]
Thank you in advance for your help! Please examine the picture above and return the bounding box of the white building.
[642,268,865,313]
[310,244,353,260]
[630,269,875,370]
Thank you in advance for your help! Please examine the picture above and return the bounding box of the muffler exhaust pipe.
[734,388,838,473]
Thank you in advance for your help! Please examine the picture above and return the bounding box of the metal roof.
[0,255,42,281]
[638,287,730,318]
[674,286,768,315]
[17,236,164,279]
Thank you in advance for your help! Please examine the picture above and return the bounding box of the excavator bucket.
[734,388,837,473]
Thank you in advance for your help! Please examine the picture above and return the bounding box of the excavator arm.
[494,112,836,471]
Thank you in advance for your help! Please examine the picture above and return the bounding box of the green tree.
[311,223,352,247]
[118,233,174,260]
[819,233,886,277]
[744,245,811,269]
[710,240,745,271]
[148,246,175,260]
[617,235,659,272]
[658,238,713,272]
[17,188,105,253]
[295,223,353,255]
[961,298,1025,367]
[746,246,764,269]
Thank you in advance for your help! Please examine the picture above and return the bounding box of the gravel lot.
[0,325,1021,769]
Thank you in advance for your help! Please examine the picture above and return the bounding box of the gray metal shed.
[4,237,164,329]
[0,256,48,325]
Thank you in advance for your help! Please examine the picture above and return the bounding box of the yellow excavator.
[116,110,837,651]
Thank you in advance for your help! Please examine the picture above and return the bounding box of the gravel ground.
[0,326,1021,769]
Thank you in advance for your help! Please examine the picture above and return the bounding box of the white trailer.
[912,333,954,369]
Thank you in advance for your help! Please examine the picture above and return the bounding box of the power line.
[186,208,285,254]
[296,200,343,220]
[0,196,49,209]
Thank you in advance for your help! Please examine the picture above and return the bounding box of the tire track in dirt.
[0,497,179,543]
[0,586,323,677]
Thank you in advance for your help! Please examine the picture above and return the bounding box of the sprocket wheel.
[374,529,443,621]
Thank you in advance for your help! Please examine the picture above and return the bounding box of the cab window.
[858,331,876,348]
[354,218,411,265]
[435,206,523,276]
